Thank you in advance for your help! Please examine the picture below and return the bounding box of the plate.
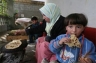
[1,39,28,53]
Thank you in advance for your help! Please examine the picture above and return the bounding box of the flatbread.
[5,40,22,49]
[65,34,81,48]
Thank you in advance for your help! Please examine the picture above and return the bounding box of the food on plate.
[5,40,22,49]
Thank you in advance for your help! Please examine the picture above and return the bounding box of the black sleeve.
[50,16,66,39]
[25,20,46,35]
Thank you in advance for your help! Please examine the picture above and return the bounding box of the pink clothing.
[35,37,57,63]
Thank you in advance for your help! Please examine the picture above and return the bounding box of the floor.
[23,43,37,63]
[0,32,37,63]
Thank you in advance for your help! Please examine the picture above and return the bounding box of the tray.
[6,35,29,42]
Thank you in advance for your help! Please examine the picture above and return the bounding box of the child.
[29,16,39,43]
[49,13,96,63]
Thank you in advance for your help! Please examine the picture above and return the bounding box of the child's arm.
[49,39,62,54]
[49,34,71,54]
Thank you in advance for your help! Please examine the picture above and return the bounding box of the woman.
[25,3,66,63]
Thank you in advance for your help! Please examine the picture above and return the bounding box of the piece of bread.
[65,34,81,48]
[5,40,22,49]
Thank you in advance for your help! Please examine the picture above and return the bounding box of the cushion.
[83,27,96,46]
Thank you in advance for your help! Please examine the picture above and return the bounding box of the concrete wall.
[45,0,96,28]
[0,25,7,32]
[14,2,44,20]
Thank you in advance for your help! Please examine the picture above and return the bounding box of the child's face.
[66,24,85,37]
[32,20,37,24]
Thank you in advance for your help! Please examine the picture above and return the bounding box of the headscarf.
[39,3,61,36]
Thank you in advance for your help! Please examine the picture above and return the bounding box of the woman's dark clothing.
[25,15,66,41]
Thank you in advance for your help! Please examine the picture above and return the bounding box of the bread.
[5,40,22,49]
[65,34,81,48]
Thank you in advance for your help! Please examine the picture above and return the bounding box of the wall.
[14,2,43,19]
[0,25,7,32]
[0,0,14,33]
[7,0,14,17]
[11,2,44,29]
[45,0,96,28]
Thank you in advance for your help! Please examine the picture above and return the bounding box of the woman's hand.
[59,37,71,45]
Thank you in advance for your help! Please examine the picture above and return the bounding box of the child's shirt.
[49,34,96,63]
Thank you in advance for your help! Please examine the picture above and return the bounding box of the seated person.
[49,13,96,63]
[29,16,42,43]
[25,3,66,63]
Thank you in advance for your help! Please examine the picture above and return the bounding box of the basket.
[6,35,29,42]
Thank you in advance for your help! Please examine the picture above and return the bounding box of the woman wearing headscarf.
[25,3,66,63]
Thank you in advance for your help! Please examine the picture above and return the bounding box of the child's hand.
[59,37,71,45]
[79,49,93,63]
[79,57,92,63]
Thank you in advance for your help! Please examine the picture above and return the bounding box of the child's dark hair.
[31,16,38,21]
[64,13,88,27]
[14,13,18,16]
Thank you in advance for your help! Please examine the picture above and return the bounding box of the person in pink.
[35,3,66,63]
[14,3,66,63]
[36,36,57,63]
